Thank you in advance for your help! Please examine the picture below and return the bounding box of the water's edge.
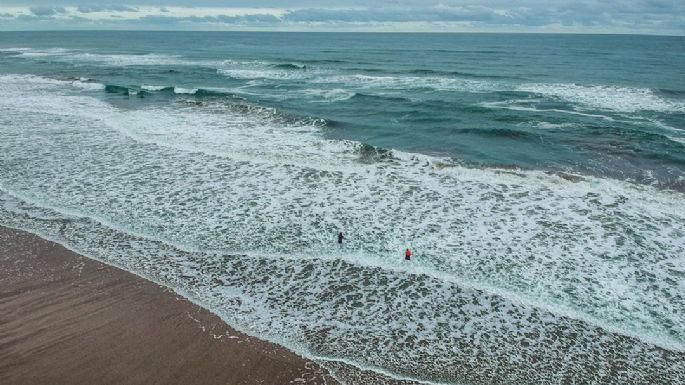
[0,221,439,385]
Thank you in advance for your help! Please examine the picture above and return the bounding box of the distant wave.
[0,47,32,54]
[68,78,105,91]
[100,82,243,99]
[141,85,170,92]
[3,47,215,66]
[518,83,685,113]
[270,63,308,70]
[301,88,357,102]
[482,101,618,122]
[308,74,497,94]
[405,68,515,80]
[104,84,135,95]
[217,68,315,81]
[8,46,682,117]
[173,87,198,95]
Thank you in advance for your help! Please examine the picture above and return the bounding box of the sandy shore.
[0,226,336,385]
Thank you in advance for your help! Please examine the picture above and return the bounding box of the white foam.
[0,47,32,53]
[533,121,579,129]
[481,100,617,121]
[518,83,685,113]
[173,87,198,94]
[9,47,214,66]
[70,52,203,66]
[668,136,685,145]
[141,85,168,91]
[311,74,496,93]
[218,68,312,81]
[71,80,105,91]
[216,59,317,81]
[302,88,356,102]
[17,47,70,57]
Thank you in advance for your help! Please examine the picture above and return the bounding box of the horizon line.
[1,29,683,37]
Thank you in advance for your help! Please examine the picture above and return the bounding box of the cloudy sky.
[0,1,683,35]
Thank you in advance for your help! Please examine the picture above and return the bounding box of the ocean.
[0,31,684,384]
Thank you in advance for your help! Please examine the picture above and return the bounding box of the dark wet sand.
[0,226,336,385]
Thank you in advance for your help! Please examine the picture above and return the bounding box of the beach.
[0,226,335,385]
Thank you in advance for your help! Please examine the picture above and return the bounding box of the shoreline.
[0,225,337,385]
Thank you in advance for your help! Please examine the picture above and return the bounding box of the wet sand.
[0,226,336,385]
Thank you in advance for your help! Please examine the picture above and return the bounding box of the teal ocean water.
[1,32,684,384]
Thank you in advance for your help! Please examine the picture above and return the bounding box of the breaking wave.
[5,47,684,117]
[517,83,685,113]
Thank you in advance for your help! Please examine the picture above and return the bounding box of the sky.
[0,1,684,35]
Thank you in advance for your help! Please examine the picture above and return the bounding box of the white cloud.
[76,5,139,13]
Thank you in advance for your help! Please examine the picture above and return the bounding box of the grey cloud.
[130,15,178,25]
[16,13,56,21]
[29,6,66,16]
[136,13,280,25]
[77,5,139,13]
[68,15,93,22]
[2,0,331,6]
[281,2,684,31]
[1,1,683,35]
[283,6,497,23]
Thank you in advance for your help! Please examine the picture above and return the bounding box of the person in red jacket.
[405,248,411,260]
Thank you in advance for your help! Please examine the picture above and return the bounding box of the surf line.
[312,354,464,385]
[0,184,682,353]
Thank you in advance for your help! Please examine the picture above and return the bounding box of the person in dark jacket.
[338,232,345,244]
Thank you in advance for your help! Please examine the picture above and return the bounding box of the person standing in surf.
[405,248,411,260]
[338,232,344,245]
